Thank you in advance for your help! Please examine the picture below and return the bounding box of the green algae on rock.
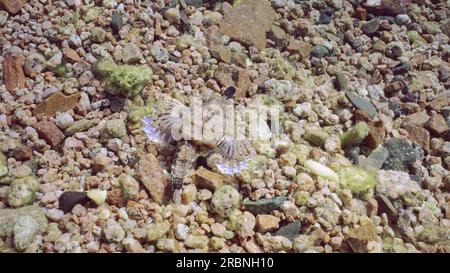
[7,176,40,208]
[104,119,127,139]
[0,206,48,238]
[147,222,171,242]
[53,64,69,77]
[65,119,97,135]
[211,185,241,218]
[94,59,152,97]
[0,152,7,178]
[338,166,376,195]
[13,215,40,251]
[236,155,268,183]
[340,122,370,148]
[118,174,140,200]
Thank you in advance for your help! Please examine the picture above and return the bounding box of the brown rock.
[255,214,280,232]
[286,39,312,59]
[3,55,25,92]
[62,47,81,63]
[210,44,231,63]
[107,188,127,207]
[33,92,81,117]
[135,154,171,204]
[354,7,367,20]
[194,167,224,191]
[92,154,113,172]
[36,121,65,147]
[365,121,385,148]
[365,0,411,16]
[0,0,27,14]
[219,0,276,49]
[403,111,430,127]
[426,113,448,135]
[404,124,430,150]
[353,109,372,122]
[384,81,404,97]
[13,145,32,161]
[214,69,234,88]
[348,219,378,253]
[236,69,251,99]
[402,102,421,114]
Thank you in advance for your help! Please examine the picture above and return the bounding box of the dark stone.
[361,18,380,35]
[388,100,402,119]
[111,13,123,33]
[392,63,411,75]
[311,45,330,58]
[59,192,89,213]
[441,106,450,119]
[403,93,418,103]
[169,55,180,62]
[160,0,179,16]
[412,143,424,161]
[410,174,422,185]
[275,221,301,241]
[318,8,333,25]
[195,156,209,170]
[243,196,288,214]
[224,86,236,99]
[128,155,140,167]
[345,146,360,165]
[382,157,406,172]
[109,96,125,112]
[186,0,203,7]
[346,92,377,118]
[385,43,403,58]
[382,137,417,171]
[171,178,183,190]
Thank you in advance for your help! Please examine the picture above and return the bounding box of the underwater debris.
[304,159,339,182]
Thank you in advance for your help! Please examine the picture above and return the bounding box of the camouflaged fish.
[142,94,256,189]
